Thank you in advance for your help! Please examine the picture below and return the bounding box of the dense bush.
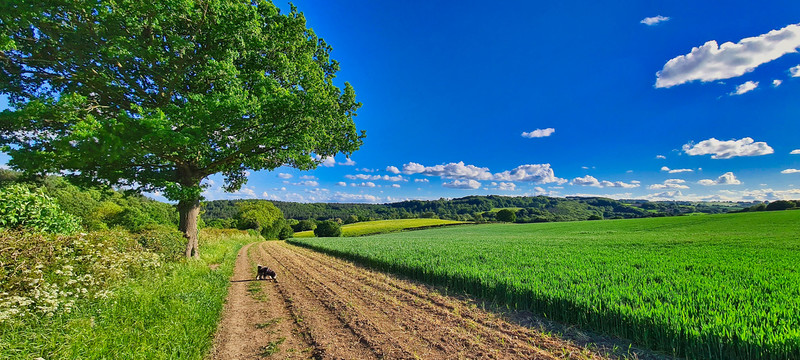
[314,220,341,237]
[766,200,797,211]
[133,224,186,261]
[0,184,81,234]
[0,230,161,322]
[235,201,283,232]
[292,219,316,232]
[278,222,294,240]
[496,209,516,223]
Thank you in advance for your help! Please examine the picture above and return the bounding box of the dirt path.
[210,241,612,360]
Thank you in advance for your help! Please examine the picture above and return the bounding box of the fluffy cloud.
[386,166,401,174]
[494,164,566,184]
[656,155,666,159]
[698,172,742,185]
[442,179,481,189]
[278,173,292,179]
[354,182,377,188]
[338,158,356,166]
[791,64,800,77]
[644,190,684,200]
[661,166,693,173]
[345,174,405,182]
[641,15,670,26]
[791,149,800,154]
[299,175,317,180]
[414,178,430,183]
[773,79,783,87]
[398,162,564,184]
[731,81,759,95]
[314,155,336,167]
[683,137,773,159]
[336,181,347,186]
[648,179,689,190]
[293,180,319,187]
[391,184,401,188]
[781,169,800,174]
[496,182,516,191]
[402,161,494,180]
[521,128,555,138]
[330,192,382,203]
[655,23,800,88]
[571,175,640,188]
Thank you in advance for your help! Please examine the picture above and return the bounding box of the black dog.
[257,265,277,282]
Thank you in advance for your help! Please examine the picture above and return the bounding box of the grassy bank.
[290,211,800,359]
[0,229,258,360]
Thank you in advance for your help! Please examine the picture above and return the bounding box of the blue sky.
[4,1,800,203]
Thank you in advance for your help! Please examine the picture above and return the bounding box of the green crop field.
[290,211,800,359]
[293,218,466,237]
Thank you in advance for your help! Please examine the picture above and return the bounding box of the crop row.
[290,211,800,359]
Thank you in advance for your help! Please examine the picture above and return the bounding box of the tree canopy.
[0,0,364,257]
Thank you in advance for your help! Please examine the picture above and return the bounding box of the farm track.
[210,241,610,360]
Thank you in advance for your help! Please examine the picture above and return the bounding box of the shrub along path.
[209,241,622,360]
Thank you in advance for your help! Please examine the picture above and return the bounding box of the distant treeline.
[202,195,763,223]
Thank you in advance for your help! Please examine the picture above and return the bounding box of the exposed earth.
[209,241,641,360]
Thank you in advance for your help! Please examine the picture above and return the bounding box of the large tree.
[0,0,364,257]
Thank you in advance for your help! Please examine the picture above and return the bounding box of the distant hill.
[202,195,762,224]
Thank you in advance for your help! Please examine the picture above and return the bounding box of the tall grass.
[290,211,800,360]
[0,229,258,360]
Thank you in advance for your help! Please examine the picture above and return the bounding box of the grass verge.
[0,229,259,360]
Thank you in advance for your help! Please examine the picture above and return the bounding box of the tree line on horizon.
[201,195,766,224]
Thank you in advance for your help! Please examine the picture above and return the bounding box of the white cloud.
[391,184,401,188]
[345,174,405,182]
[521,128,555,138]
[292,180,319,187]
[656,155,666,159]
[683,137,774,159]
[402,161,494,180]
[442,179,482,189]
[773,79,783,87]
[330,192,382,203]
[314,155,336,167]
[386,166,400,174]
[641,15,670,26]
[493,164,566,184]
[571,175,639,188]
[730,81,759,95]
[496,182,516,191]
[698,172,742,185]
[356,182,376,188]
[399,162,565,184]
[717,188,800,201]
[790,64,800,77]
[644,190,684,200]
[790,149,800,154]
[357,168,376,173]
[655,23,800,88]
[661,166,694,173]
[336,181,347,186]
[278,173,293,179]
[648,179,689,190]
[338,158,356,166]
[571,175,601,187]
[414,178,429,183]
[299,175,317,180]
[782,169,800,174]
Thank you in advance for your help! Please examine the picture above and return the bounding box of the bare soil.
[209,241,660,360]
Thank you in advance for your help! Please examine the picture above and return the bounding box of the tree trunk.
[179,198,201,259]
